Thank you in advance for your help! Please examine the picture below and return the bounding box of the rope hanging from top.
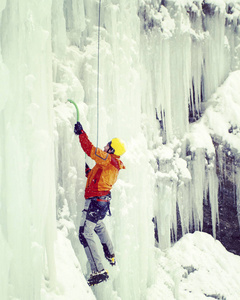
[96,0,101,148]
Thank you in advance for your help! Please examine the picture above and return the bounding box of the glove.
[74,122,83,135]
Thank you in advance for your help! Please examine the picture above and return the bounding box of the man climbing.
[74,121,126,286]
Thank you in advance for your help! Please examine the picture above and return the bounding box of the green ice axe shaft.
[68,99,86,159]
[68,99,79,122]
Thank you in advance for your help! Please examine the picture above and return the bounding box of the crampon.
[87,270,109,286]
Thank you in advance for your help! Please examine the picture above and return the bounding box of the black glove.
[74,122,83,135]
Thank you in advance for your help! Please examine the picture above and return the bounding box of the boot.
[87,269,109,286]
[105,253,116,266]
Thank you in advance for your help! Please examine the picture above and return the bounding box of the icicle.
[202,3,229,101]
[235,168,240,229]
[207,157,219,239]
[177,181,191,237]
[155,178,177,250]
[189,148,206,232]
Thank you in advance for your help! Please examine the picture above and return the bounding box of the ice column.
[188,149,219,238]
[202,3,229,102]
[0,1,56,299]
[189,149,206,232]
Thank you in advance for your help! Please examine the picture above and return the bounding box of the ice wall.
[0,1,56,300]
[54,0,240,298]
[54,1,155,299]
[139,0,240,249]
[1,0,240,300]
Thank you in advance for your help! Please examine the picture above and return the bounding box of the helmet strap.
[107,142,115,154]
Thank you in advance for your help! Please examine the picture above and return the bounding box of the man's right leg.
[79,200,104,273]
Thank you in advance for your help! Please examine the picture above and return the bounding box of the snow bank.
[203,70,240,151]
[147,232,240,300]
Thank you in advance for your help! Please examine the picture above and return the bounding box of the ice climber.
[74,121,126,285]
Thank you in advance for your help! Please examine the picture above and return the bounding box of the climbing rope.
[68,0,101,148]
[96,0,101,147]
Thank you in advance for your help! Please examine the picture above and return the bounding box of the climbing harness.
[86,193,112,219]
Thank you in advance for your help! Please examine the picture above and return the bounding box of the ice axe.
[68,99,87,161]
[67,99,79,122]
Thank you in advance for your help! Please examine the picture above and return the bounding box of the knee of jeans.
[79,226,88,247]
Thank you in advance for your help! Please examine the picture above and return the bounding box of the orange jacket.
[79,131,125,199]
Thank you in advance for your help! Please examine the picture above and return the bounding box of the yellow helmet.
[111,138,126,156]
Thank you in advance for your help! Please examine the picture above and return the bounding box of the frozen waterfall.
[1,0,240,299]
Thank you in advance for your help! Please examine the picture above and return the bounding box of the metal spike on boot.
[87,270,109,286]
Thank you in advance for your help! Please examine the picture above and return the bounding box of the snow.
[147,232,240,300]
[42,231,240,300]
[204,71,240,149]
[1,0,240,300]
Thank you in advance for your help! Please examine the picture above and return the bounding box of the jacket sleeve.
[79,131,111,166]
[79,131,93,156]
